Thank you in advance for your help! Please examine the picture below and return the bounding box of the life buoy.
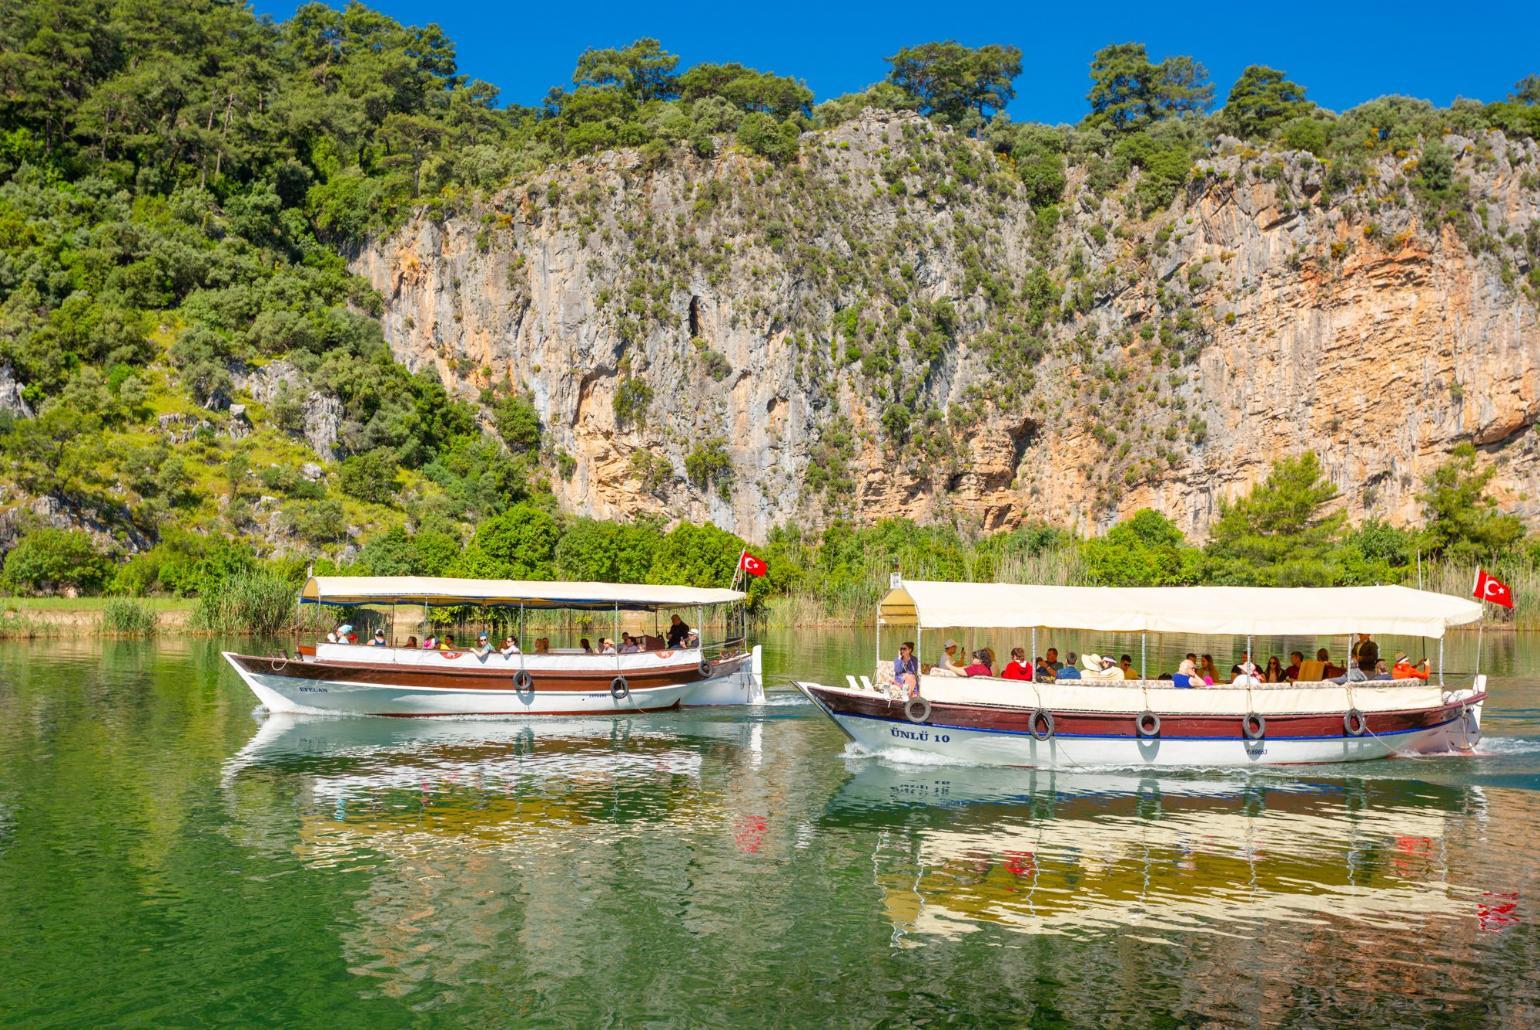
[1343,708,1367,736]
[441,650,462,660]
[904,697,931,723]
[698,659,713,677]
[1029,709,1055,740]
[658,650,674,659]
[1136,712,1161,738]
[1243,713,1266,740]
[512,669,533,692]
[610,676,630,700]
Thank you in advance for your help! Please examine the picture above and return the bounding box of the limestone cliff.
[355,111,1540,540]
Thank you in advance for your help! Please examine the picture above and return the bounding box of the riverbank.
[0,597,196,637]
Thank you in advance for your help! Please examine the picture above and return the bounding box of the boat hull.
[224,650,747,716]
[796,681,1485,768]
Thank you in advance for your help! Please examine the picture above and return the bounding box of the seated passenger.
[1284,651,1305,682]
[1231,664,1261,686]
[328,622,353,644]
[934,639,968,676]
[1001,647,1032,680]
[667,614,691,648]
[1318,648,1346,678]
[1119,654,1140,680]
[1044,647,1064,672]
[1177,653,1198,679]
[598,637,616,654]
[438,634,455,652]
[1198,654,1218,685]
[369,629,388,647]
[893,642,918,684]
[405,635,419,649]
[619,633,640,654]
[421,634,438,650]
[685,629,700,649]
[579,638,593,654]
[500,636,521,656]
[534,637,550,654]
[963,650,993,677]
[1055,652,1082,680]
[1392,651,1430,681]
[1080,654,1121,681]
[1034,656,1056,682]
[1371,659,1393,681]
[1263,656,1285,683]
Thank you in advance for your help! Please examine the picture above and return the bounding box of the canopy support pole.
[1476,622,1483,678]
[1031,628,1037,665]
[1140,632,1147,681]
[1246,635,1253,674]
[1437,635,1444,686]
[520,604,526,677]
[614,603,621,669]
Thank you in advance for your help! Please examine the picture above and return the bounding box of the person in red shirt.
[1001,647,1033,680]
[963,650,994,677]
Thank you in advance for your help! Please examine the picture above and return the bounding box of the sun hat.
[944,639,958,650]
[1082,653,1102,671]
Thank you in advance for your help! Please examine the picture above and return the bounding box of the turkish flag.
[739,551,768,577]
[1473,569,1514,608]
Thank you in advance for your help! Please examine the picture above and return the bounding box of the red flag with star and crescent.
[1473,569,1514,608]
[739,551,768,578]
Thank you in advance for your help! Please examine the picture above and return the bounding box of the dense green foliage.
[0,1,1536,625]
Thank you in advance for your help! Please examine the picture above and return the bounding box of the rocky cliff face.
[355,111,1540,540]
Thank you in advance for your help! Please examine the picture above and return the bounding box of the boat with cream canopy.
[223,576,764,716]
[794,578,1487,767]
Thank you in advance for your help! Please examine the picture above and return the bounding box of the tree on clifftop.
[886,42,1022,129]
[572,38,680,102]
[1086,43,1214,131]
[1418,443,1524,565]
[1219,66,1314,139]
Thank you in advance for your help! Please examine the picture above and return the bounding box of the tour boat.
[795,579,1487,768]
[223,576,764,716]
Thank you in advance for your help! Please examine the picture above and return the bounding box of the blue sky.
[254,1,1540,124]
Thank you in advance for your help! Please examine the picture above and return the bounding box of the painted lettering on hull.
[890,727,950,743]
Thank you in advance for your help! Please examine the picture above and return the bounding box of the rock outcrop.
[356,111,1540,540]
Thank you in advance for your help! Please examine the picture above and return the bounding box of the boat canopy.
[878,581,1483,638]
[300,576,745,611]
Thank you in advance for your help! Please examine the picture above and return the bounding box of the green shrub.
[2,528,110,594]
[494,394,543,451]
[613,377,653,428]
[338,449,401,505]
[684,438,733,496]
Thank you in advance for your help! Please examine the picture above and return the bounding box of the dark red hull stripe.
[375,703,683,717]
[831,708,1463,742]
[805,687,1480,742]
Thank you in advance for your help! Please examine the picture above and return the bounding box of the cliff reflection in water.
[220,709,1539,1023]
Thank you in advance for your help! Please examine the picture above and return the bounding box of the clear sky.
[253,0,1540,125]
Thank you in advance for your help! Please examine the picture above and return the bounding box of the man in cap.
[369,628,388,647]
[1391,651,1429,681]
[935,639,968,676]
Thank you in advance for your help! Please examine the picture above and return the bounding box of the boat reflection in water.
[825,754,1521,947]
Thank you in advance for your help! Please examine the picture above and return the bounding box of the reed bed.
[191,573,307,636]
[100,598,157,636]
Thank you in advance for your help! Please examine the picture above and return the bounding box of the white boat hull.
[684,645,765,706]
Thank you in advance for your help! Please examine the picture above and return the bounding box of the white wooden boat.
[796,580,1487,768]
[224,576,764,716]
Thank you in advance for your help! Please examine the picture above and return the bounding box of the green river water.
[1,628,1538,1025]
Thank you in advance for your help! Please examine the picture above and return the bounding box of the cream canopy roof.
[301,576,745,611]
[878,581,1483,638]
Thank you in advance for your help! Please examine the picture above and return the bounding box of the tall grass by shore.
[190,573,306,636]
[101,598,157,636]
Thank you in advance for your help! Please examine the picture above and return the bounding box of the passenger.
[405,635,419,649]
[1198,654,1218,685]
[327,622,352,644]
[1372,658,1394,681]
[1034,656,1056,682]
[1237,652,1258,678]
[1354,633,1379,673]
[1329,665,1368,684]
[1263,656,1285,683]
[598,637,616,654]
[686,629,700,649]
[1055,652,1082,680]
[1392,651,1430,681]
[500,636,521,656]
[438,634,455,652]
[1231,664,1261,686]
[369,629,388,647]
[1080,654,1120,681]
[1320,648,1346,679]
[1284,651,1304,682]
[421,633,438,650]
[1173,653,1198,688]
[1119,654,1140,680]
[667,614,691,648]
[1044,647,1063,672]
[963,649,993,677]
[893,642,918,684]
[979,646,996,670]
[900,672,919,698]
[619,633,640,654]
[1001,647,1032,680]
[579,638,593,655]
[474,633,493,658]
[936,639,969,676]
[1295,650,1327,681]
